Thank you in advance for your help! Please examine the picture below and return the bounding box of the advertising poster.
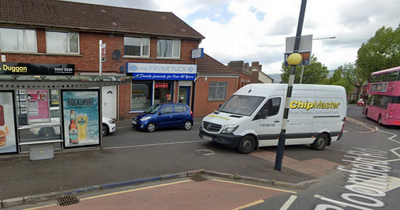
[27,89,50,123]
[62,90,100,148]
[0,91,18,154]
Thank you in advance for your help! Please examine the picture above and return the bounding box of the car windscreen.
[144,104,163,114]
[218,95,265,116]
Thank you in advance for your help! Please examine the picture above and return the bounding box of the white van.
[199,84,347,154]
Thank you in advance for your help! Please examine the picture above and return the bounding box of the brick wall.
[1,30,200,120]
[193,77,238,117]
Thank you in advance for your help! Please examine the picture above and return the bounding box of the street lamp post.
[274,0,307,171]
[299,36,336,84]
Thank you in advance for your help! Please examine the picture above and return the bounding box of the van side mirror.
[158,112,162,116]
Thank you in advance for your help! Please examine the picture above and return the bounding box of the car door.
[172,104,188,127]
[156,104,174,128]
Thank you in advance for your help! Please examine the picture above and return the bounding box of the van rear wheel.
[311,134,328,150]
[236,135,255,154]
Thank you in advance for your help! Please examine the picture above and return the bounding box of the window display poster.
[27,89,50,123]
[0,91,18,154]
[62,90,100,148]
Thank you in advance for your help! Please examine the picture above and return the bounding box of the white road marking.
[280,195,298,210]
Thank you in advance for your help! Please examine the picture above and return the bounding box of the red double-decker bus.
[364,66,400,125]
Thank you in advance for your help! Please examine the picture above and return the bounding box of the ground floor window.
[131,81,152,110]
[208,82,227,101]
[131,80,173,110]
[154,81,173,104]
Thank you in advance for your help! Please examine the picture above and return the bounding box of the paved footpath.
[12,177,297,210]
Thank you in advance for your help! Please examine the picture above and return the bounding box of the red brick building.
[0,0,204,120]
[194,54,239,117]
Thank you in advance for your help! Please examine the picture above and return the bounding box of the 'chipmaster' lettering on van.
[290,100,340,110]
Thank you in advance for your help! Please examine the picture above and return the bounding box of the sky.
[65,0,400,74]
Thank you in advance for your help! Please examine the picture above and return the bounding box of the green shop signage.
[0,63,74,75]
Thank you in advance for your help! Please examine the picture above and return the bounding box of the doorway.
[178,86,190,105]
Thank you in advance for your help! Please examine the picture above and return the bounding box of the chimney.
[251,61,262,71]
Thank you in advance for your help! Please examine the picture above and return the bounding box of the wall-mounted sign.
[0,91,18,154]
[155,83,169,88]
[191,48,204,59]
[62,90,100,148]
[0,63,74,75]
[127,63,197,81]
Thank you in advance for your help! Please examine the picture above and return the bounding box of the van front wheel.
[236,135,255,154]
[311,134,328,150]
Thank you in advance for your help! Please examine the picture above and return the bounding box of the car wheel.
[183,121,192,130]
[146,123,156,132]
[311,133,328,150]
[40,127,55,138]
[102,124,109,137]
[236,135,255,154]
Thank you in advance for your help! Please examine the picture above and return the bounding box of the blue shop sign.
[126,63,197,81]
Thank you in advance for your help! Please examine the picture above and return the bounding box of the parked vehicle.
[132,103,193,132]
[199,84,347,154]
[30,107,116,137]
[357,99,364,106]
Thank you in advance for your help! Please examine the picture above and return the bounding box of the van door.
[255,97,282,147]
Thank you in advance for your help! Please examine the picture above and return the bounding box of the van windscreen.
[218,95,265,116]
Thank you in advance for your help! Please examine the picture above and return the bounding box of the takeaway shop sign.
[0,62,74,75]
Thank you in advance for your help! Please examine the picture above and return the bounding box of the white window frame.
[157,39,181,58]
[208,82,227,101]
[0,28,37,52]
[46,31,79,54]
[124,37,150,57]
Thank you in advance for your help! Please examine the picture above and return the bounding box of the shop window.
[157,39,180,58]
[131,81,152,110]
[0,28,37,52]
[46,31,79,54]
[124,37,149,57]
[154,81,172,104]
[208,82,227,101]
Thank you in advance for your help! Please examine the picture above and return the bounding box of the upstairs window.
[157,39,180,58]
[0,28,37,52]
[46,31,79,54]
[124,37,150,57]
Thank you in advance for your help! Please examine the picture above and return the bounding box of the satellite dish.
[112,50,121,60]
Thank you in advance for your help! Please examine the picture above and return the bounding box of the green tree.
[280,54,329,84]
[329,68,343,84]
[356,24,400,79]
[340,63,366,100]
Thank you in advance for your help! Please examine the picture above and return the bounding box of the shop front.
[126,63,196,112]
[0,62,130,158]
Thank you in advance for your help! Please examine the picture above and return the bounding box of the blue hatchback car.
[132,103,194,132]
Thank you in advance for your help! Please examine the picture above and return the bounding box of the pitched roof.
[197,53,239,77]
[0,0,204,39]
